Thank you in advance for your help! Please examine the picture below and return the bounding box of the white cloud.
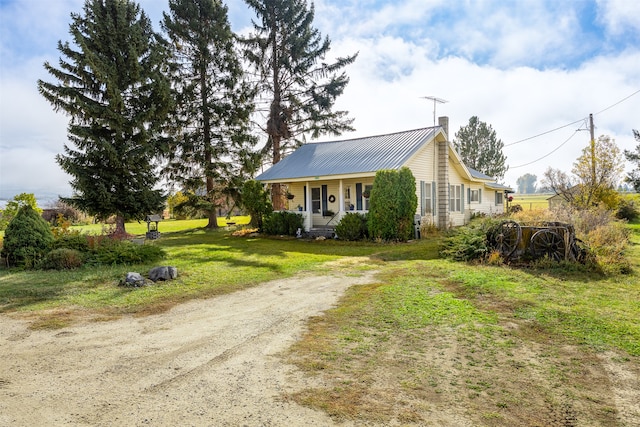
[597,0,640,35]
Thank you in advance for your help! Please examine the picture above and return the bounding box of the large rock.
[148,266,178,282]
[119,272,148,287]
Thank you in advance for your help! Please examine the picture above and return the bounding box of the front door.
[311,185,328,226]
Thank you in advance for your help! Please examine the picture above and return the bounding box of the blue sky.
[1,0,639,202]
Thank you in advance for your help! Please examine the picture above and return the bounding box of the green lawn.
[0,218,637,354]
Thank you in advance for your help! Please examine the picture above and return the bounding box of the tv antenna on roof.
[421,96,448,127]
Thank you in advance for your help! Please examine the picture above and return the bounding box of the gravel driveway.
[0,270,377,426]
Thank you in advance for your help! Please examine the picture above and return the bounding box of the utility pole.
[421,96,447,127]
[589,113,596,186]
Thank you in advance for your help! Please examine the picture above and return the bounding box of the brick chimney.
[438,116,449,139]
[437,116,450,228]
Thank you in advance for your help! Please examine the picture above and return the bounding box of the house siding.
[405,140,438,224]
[448,172,467,227]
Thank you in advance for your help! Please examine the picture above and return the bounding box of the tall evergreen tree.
[453,116,508,181]
[38,0,171,234]
[162,0,257,228]
[242,0,357,208]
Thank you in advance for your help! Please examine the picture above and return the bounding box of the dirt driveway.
[0,270,376,426]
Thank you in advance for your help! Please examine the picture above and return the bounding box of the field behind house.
[509,193,551,210]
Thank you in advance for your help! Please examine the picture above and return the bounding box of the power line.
[504,119,584,147]
[594,88,640,115]
[509,130,580,169]
[504,88,640,148]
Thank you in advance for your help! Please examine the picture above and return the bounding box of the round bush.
[262,211,304,236]
[41,248,84,270]
[1,205,54,268]
[335,212,368,241]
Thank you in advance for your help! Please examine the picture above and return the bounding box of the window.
[495,191,503,205]
[470,189,479,203]
[450,184,461,212]
[311,188,321,213]
[422,182,432,215]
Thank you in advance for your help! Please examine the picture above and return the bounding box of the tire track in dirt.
[145,314,290,392]
[0,269,376,426]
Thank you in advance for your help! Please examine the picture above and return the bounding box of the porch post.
[338,180,344,213]
[305,181,312,231]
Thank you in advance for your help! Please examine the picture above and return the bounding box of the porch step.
[307,226,336,239]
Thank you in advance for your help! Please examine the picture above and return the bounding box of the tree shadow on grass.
[517,263,608,283]
[159,228,441,264]
[0,271,72,313]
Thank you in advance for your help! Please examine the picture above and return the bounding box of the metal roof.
[256,127,439,181]
[468,167,495,181]
[485,182,514,191]
[467,168,514,191]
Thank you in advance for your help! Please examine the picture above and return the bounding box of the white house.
[255,117,512,232]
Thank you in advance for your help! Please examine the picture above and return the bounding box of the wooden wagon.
[490,220,586,262]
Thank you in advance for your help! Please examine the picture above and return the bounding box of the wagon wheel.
[494,220,521,258]
[570,238,588,263]
[530,229,566,261]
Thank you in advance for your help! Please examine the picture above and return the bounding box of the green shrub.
[262,211,304,236]
[87,239,165,265]
[0,193,42,231]
[440,223,490,262]
[1,205,54,268]
[41,248,84,270]
[52,233,91,252]
[615,198,639,221]
[241,180,273,229]
[368,167,418,241]
[441,218,501,262]
[335,212,368,241]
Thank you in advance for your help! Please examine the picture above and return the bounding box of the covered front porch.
[276,176,375,232]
